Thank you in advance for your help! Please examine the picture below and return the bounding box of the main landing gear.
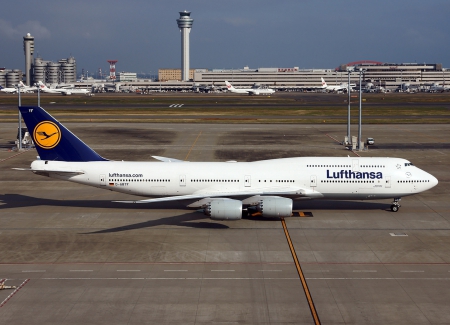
[390,198,401,212]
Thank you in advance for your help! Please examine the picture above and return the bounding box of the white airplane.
[0,85,19,94]
[225,81,275,95]
[321,78,356,92]
[15,105,438,219]
[36,81,90,95]
[429,83,450,92]
[18,81,38,93]
[1,81,38,93]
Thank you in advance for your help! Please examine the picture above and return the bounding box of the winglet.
[152,156,186,163]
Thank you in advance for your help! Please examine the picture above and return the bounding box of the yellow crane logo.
[33,121,61,149]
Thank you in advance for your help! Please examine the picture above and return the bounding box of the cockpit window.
[404,163,414,166]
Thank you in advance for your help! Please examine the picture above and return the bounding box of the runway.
[0,122,449,324]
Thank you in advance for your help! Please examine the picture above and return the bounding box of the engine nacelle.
[203,199,242,220]
[256,196,292,218]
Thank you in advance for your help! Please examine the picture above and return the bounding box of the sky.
[1,0,450,77]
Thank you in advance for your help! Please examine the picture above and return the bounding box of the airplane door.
[99,174,106,186]
[385,176,391,188]
[352,159,359,171]
[179,175,186,187]
[310,175,317,187]
[244,175,251,187]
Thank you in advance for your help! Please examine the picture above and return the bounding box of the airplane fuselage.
[228,88,275,95]
[31,156,437,202]
[0,88,18,94]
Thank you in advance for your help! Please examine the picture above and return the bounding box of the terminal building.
[4,60,446,92]
[193,62,449,90]
[82,62,449,92]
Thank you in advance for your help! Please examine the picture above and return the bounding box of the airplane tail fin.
[321,77,327,88]
[19,106,107,162]
[225,81,234,90]
[37,81,47,90]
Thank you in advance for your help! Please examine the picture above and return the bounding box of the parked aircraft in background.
[0,81,39,94]
[429,83,450,92]
[321,78,356,92]
[225,81,275,95]
[18,81,38,93]
[36,81,90,95]
[0,85,17,93]
[14,105,438,219]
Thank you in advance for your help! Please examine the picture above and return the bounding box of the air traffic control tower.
[23,33,34,86]
[176,11,194,81]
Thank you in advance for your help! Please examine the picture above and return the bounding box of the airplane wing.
[152,156,186,163]
[115,186,323,204]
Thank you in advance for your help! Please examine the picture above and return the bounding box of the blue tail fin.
[19,106,107,162]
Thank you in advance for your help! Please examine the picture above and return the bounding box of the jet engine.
[256,196,293,218]
[203,199,242,220]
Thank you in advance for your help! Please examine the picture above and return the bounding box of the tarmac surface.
[0,121,449,324]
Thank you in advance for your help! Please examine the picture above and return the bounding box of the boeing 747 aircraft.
[15,106,438,219]
[225,81,275,95]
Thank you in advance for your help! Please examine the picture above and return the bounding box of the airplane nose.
[429,174,438,188]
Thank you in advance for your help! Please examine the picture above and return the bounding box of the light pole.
[400,69,403,91]
[346,67,354,144]
[358,68,366,151]
[17,85,22,150]
[37,82,40,106]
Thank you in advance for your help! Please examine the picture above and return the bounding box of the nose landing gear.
[390,198,401,212]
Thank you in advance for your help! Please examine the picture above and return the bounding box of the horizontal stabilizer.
[12,167,84,175]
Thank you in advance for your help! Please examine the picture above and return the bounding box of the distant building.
[158,68,195,81]
[337,62,446,86]
[32,56,77,85]
[193,63,449,89]
[118,72,137,82]
[0,69,23,88]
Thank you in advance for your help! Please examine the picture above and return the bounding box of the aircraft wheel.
[390,205,399,212]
